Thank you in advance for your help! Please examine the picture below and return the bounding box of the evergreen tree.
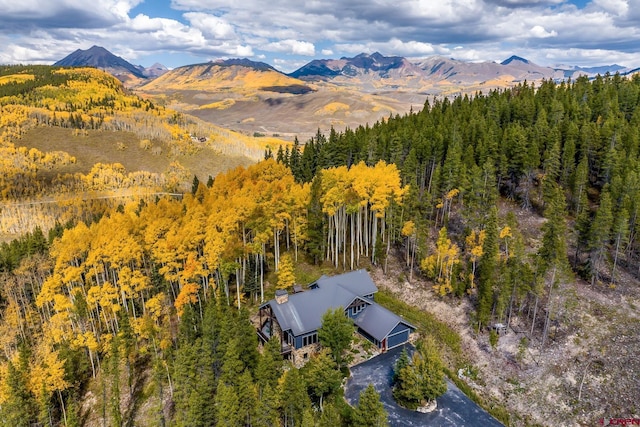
[317,399,343,427]
[353,384,388,427]
[191,175,200,195]
[290,137,302,180]
[279,367,311,427]
[255,336,283,394]
[1,361,36,427]
[477,207,499,330]
[393,340,446,409]
[538,182,571,346]
[392,348,410,384]
[220,337,245,388]
[306,176,325,264]
[237,370,257,426]
[318,308,354,369]
[254,383,280,427]
[301,348,342,410]
[215,381,241,427]
[588,186,613,284]
[233,309,260,373]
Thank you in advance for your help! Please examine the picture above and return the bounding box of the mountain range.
[54,46,168,84]
[55,45,639,88]
[54,46,640,140]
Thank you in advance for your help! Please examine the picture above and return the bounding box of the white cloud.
[184,12,236,39]
[2,0,640,69]
[263,39,315,56]
[0,0,140,29]
[530,25,558,37]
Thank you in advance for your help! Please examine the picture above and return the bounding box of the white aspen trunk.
[350,212,355,270]
[357,208,362,260]
[88,348,96,377]
[236,268,241,310]
[612,234,622,284]
[333,212,340,268]
[364,204,370,257]
[371,211,378,264]
[342,208,347,270]
[530,295,538,337]
[58,389,68,427]
[285,219,290,250]
[260,249,265,303]
[293,215,299,262]
[409,237,415,282]
[542,266,557,347]
[274,227,279,271]
[326,215,333,262]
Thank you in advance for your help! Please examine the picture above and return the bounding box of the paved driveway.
[344,345,505,426]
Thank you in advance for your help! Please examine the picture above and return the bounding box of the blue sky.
[0,0,638,72]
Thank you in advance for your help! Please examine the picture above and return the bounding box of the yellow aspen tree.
[499,226,512,260]
[421,227,460,296]
[276,253,296,290]
[401,220,417,281]
[174,283,200,317]
[465,229,485,291]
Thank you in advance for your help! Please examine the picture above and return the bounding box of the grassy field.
[19,127,255,182]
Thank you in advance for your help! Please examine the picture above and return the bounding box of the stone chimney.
[275,289,289,304]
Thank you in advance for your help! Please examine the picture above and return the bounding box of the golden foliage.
[421,227,460,296]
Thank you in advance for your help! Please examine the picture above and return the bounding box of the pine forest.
[0,65,639,426]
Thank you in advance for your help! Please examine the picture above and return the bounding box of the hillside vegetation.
[0,69,639,426]
[137,63,414,142]
[0,65,286,239]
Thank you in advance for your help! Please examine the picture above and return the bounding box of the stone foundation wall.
[291,343,321,368]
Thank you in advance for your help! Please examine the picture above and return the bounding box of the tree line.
[1,69,639,425]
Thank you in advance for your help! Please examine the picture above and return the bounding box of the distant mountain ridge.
[55,46,638,90]
[52,47,640,140]
[290,52,419,80]
[289,52,636,85]
[54,46,168,84]
[211,58,276,71]
[500,55,530,65]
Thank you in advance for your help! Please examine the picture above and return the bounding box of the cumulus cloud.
[184,12,236,39]
[484,0,565,7]
[2,0,640,69]
[0,0,140,31]
[263,40,315,56]
[530,25,558,37]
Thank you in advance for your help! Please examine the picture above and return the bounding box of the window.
[302,333,318,347]
[353,302,366,315]
[303,353,308,360]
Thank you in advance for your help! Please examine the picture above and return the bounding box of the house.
[256,269,415,366]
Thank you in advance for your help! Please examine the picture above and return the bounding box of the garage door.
[387,329,409,349]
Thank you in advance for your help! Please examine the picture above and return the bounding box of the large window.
[302,333,318,347]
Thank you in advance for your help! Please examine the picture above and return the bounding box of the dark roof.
[353,303,415,342]
[314,269,378,296]
[265,269,377,336]
[265,269,413,341]
[269,281,364,336]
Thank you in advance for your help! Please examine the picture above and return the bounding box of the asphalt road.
[344,345,505,426]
